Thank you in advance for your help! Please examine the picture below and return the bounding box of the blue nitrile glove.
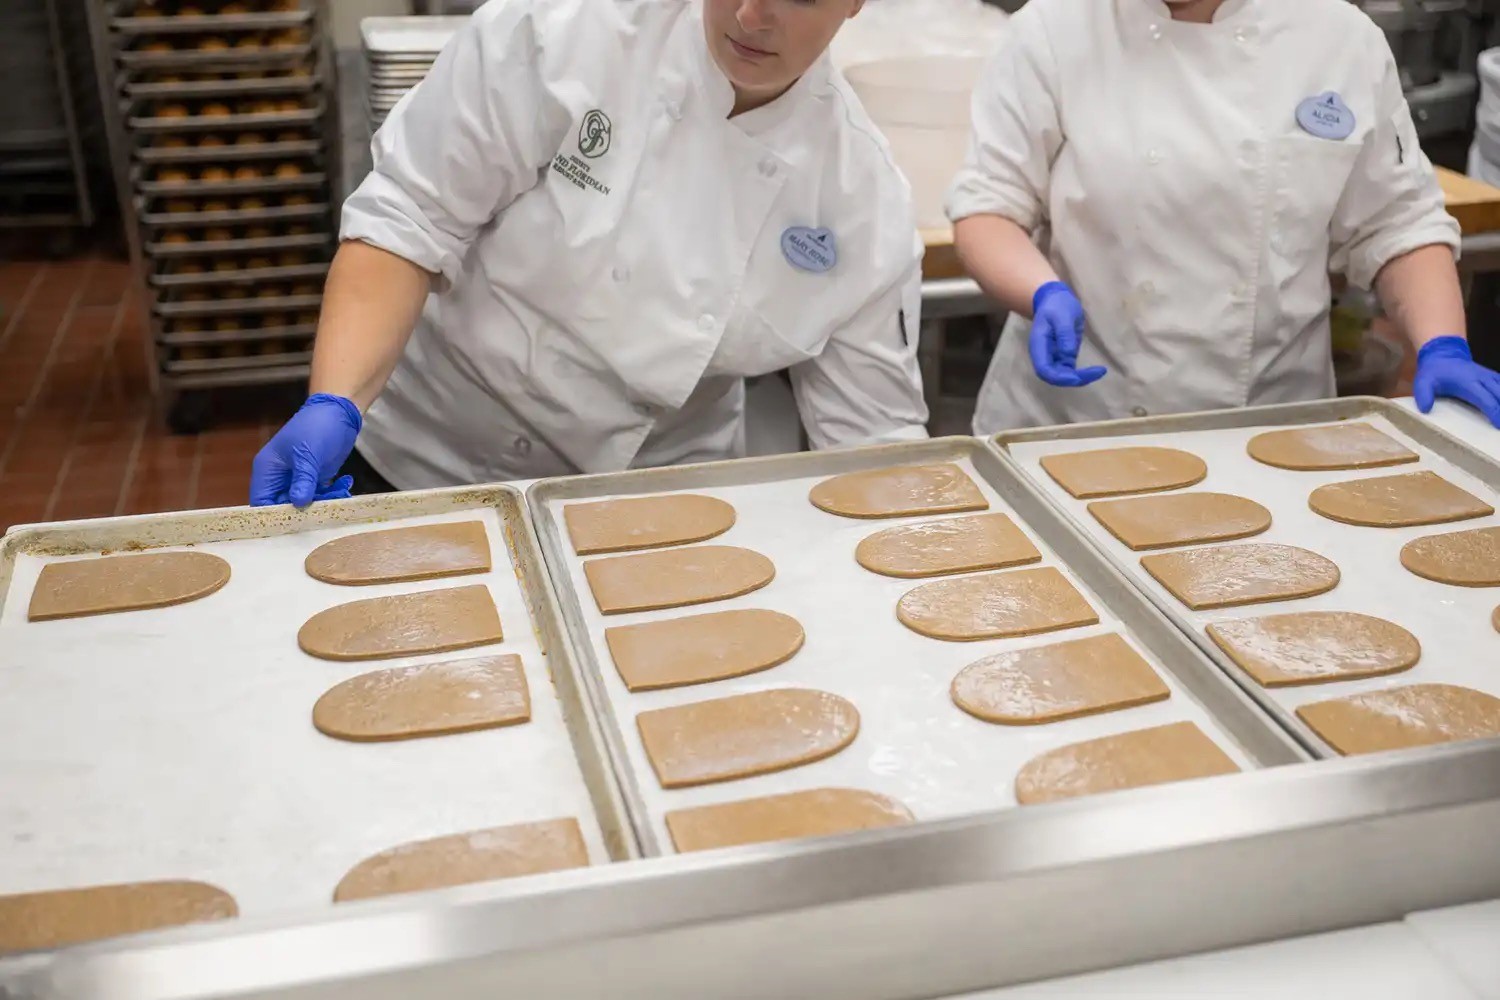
[1029,281,1108,388]
[1413,336,1500,428]
[249,393,362,508]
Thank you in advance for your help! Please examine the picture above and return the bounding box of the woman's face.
[703,0,864,113]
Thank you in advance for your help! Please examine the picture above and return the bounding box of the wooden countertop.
[922,166,1500,280]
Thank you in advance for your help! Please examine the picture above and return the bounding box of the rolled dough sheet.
[604,608,805,692]
[1308,471,1494,528]
[27,551,230,622]
[854,512,1042,578]
[1141,543,1340,611]
[332,818,589,903]
[1295,683,1500,756]
[896,567,1099,642]
[1087,492,1272,551]
[0,880,237,955]
[304,521,491,585]
[1246,422,1419,471]
[808,463,989,519]
[1038,446,1207,500]
[583,544,775,615]
[1399,526,1500,587]
[312,653,531,742]
[635,688,860,789]
[1206,611,1421,688]
[563,494,736,554]
[665,787,914,854]
[950,633,1171,725]
[1014,721,1241,805]
[298,584,503,662]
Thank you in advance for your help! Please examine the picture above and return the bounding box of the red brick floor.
[0,249,296,534]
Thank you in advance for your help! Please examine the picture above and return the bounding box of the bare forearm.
[309,240,435,410]
[953,213,1059,316]
[1374,243,1466,351]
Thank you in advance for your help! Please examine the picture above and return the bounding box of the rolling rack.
[0,0,95,252]
[82,0,337,432]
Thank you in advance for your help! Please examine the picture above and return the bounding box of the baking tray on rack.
[121,66,319,100]
[158,319,315,347]
[528,437,1309,857]
[137,170,326,197]
[111,10,313,34]
[116,42,315,70]
[163,347,312,373]
[127,99,323,133]
[139,199,328,226]
[150,261,328,288]
[0,487,639,925]
[988,396,1500,759]
[146,231,328,257]
[136,139,321,165]
[163,362,311,390]
[154,289,322,317]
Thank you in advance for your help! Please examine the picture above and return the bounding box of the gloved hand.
[1413,336,1500,428]
[1029,281,1108,388]
[249,393,362,508]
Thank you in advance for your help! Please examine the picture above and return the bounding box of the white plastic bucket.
[845,56,987,230]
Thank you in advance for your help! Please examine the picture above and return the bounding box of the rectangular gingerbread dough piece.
[304,521,491,585]
[564,494,736,554]
[298,584,503,661]
[28,551,230,622]
[897,566,1098,641]
[666,788,914,853]
[1039,447,1207,500]
[1087,492,1271,551]
[583,545,775,615]
[0,881,237,955]
[312,653,531,741]
[1295,683,1500,755]
[1014,721,1240,804]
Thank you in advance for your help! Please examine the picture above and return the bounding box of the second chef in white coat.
[250,0,926,506]
[949,0,1500,433]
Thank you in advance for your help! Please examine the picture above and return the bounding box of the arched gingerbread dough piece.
[951,633,1170,724]
[1039,447,1206,500]
[666,788,914,853]
[1087,492,1271,551]
[897,567,1098,642]
[604,609,804,692]
[1206,611,1420,688]
[1014,721,1240,805]
[312,654,530,741]
[333,818,589,902]
[1399,526,1500,587]
[808,463,988,519]
[1247,422,1417,471]
[298,585,502,661]
[0,881,237,955]
[1141,543,1339,611]
[583,545,774,615]
[563,494,736,554]
[1295,684,1500,756]
[855,513,1041,578]
[28,551,230,622]
[1308,471,1493,528]
[304,521,491,585]
[636,688,859,788]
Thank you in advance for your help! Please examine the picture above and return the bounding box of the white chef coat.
[341,0,928,488]
[946,0,1460,433]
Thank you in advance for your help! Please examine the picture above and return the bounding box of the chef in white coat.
[250,0,927,507]
[948,0,1500,432]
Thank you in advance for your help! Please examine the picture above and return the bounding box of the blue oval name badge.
[781,226,837,274]
[1296,91,1356,141]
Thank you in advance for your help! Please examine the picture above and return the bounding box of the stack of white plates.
[361,16,467,132]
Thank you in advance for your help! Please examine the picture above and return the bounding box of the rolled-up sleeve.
[1331,32,1461,290]
[340,0,562,286]
[944,10,1062,230]
[791,241,929,450]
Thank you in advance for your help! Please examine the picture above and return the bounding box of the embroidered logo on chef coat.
[552,111,614,196]
[579,110,612,159]
[1295,92,1356,141]
[781,227,837,273]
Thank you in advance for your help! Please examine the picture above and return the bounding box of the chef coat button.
[663,98,683,120]
[1148,24,1162,39]
[697,313,715,332]
[758,159,777,178]
[1146,149,1162,165]
[1131,406,1148,418]
[513,436,532,456]
[612,265,630,283]
[1234,27,1250,42]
